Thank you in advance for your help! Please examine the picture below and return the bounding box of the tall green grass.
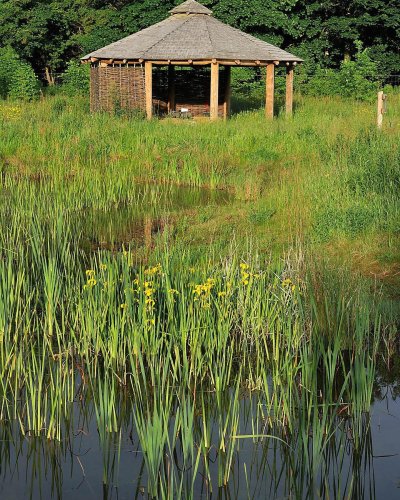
[1,94,398,265]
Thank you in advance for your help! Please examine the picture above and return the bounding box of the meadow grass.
[0,94,399,496]
[1,94,399,269]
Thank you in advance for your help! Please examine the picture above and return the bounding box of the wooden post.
[286,65,294,116]
[145,61,153,119]
[377,91,385,129]
[223,66,231,120]
[266,63,275,119]
[168,66,175,114]
[210,61,220,121]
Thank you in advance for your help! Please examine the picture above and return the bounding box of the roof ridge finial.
[170,0,213,16]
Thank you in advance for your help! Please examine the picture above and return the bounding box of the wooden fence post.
[377,91,388,129]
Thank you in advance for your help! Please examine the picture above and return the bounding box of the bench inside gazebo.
[82,0,303,120]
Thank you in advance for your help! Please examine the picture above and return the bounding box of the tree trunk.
[45,67,55,86]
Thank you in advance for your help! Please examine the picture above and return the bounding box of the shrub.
[305,42,380,101]
[338,43,379,101]
[61,60,90,96]
[0,47,19,98]
[305,67,341,97]
[231,67,264,99]
[0,46,39,101]
[8,64,40,101]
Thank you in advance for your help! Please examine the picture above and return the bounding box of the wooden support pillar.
[223,66,231,120]
[286,65,294,116]
[145,61,153,120]
[265,63,275,119]
[210,61,220,121]
[168,65,175,114]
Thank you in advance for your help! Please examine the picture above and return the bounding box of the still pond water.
[77,184,232,253]
[1,367,400,499]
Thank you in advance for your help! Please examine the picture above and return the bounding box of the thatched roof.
[82,0,302,63]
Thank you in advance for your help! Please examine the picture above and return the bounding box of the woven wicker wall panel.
[90,66,146,112]
[91,65,227,117]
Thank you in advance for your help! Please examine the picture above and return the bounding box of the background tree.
[0,0,398,85]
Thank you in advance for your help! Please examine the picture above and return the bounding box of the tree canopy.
[0,0,398,84]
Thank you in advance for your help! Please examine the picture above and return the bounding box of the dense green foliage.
[61,59,90,96]
[0,46,40,100]
[302,43,379,100]
[0,0,398,86]
[231,43,381,101]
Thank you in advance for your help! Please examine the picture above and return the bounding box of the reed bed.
[0,206,395,497]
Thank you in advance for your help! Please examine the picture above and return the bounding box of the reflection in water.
[77,184,232,252]
[1,374,399,500]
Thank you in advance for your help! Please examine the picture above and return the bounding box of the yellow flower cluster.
[144,281,156,312]
[144,263,162,276]
[192,278,217,308]
[193,278,216,297]
[82,261,279,319]
[240,263,250,285]
[84,269,97,289]
[1,104,22,120]
[282,277,296,292]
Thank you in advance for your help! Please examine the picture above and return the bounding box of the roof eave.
[81,56,303,64]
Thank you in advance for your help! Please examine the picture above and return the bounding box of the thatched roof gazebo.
[82,0,302,120]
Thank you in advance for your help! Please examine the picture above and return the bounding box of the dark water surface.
[0,365,400,499]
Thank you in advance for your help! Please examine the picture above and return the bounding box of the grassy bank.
[1,95,399,269]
